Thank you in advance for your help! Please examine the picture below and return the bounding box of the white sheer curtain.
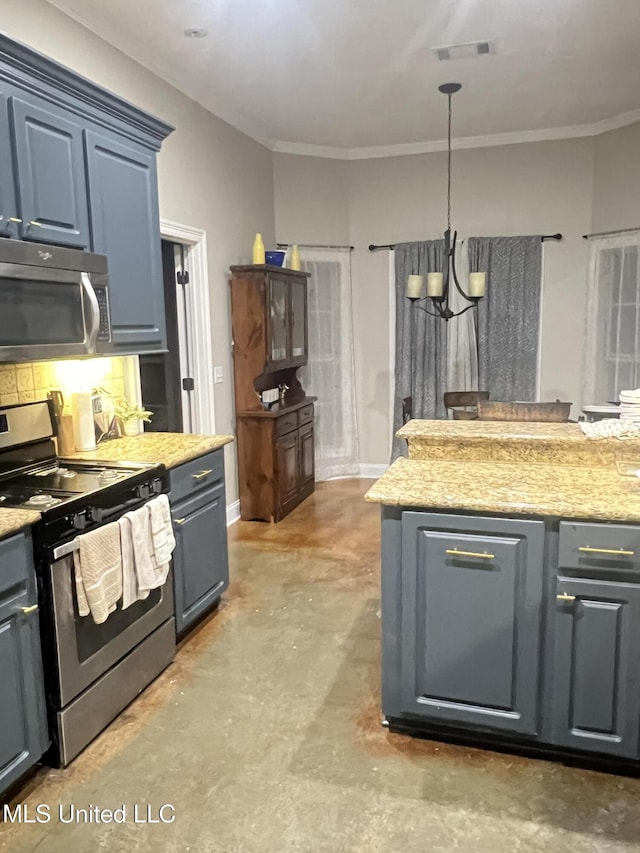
[300,248,359,480]
[446,240,479,394]
[583,232,640,405]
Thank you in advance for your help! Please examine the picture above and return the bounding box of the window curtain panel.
[392,240,447,460]
[300,249,359,480]
[468,236,542,402]
[446,241,479,394]
[583,233,640,405]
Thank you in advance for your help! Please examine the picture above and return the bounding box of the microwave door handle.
[80,272,100,353]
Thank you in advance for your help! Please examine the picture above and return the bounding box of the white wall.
[3,0,277,502]
[592,122,640,233]
[275,139,595,464]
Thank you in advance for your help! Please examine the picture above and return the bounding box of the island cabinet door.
[400,512,545,734]
[549,578,640,759]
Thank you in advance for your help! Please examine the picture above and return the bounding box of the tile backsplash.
[0,357,127,410]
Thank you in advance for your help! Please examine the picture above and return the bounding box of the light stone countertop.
[397,419,636,467]
[365,456,640,522]
[0,509,42,538]
[66,432,234,469]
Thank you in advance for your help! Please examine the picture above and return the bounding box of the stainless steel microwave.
[0,239,111,361]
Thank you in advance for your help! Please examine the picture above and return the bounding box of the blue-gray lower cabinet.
[85,130,166,353]
[0,530,49,795]
[169,452,229,635]
[398,512,545,734]
[549,577,640,759]
[9,92,90,248]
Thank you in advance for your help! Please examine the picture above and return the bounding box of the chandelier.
[406,83,486,321]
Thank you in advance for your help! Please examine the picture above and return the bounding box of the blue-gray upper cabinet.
[0,530,49,795]
[0,88,17,237]
[85,131,166,352]
[9,93,90,248]
[400,512,545,734]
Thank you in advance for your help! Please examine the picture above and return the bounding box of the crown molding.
[272,107,640,160]
[0,31,174,146]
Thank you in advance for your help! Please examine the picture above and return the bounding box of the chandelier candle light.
[406,83,486,320]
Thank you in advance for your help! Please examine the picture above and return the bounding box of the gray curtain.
[468,236,542,402]
[392,240,446,460]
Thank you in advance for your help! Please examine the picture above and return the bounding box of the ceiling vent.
[433,41,493,61]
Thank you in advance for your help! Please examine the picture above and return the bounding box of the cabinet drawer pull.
[578,546,635,557]
[192,469,213,480]
[556,592,576,602]
[18,604,39,614]
[8,216,22,223]
[28,220,43,227]
[174,517,186,525]
[445,549,495,560]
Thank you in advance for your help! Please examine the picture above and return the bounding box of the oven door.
[49,550,174,708]
[0,262,101,360]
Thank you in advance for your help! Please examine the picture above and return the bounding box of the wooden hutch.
[230,264,316,522]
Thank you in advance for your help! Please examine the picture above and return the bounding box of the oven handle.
[81,272,100,354]
[53,539,80,561]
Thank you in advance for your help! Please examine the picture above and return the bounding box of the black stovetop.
[0,458,162,512]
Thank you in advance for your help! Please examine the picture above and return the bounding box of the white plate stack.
[619,389,640,424]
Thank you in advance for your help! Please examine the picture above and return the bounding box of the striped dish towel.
[73,521,123,624]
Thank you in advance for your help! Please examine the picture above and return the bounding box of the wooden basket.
[477,400,572,422]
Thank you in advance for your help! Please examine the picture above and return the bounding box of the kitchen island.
[367,420,640,766]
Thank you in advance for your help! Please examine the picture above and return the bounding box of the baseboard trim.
[226,500,241,527]
[358,464,388,478]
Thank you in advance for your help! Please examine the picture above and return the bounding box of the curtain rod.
[582,226,640,240]
[277,242,354,250]
[368,233,562,251]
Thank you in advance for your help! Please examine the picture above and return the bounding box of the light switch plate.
[214,366,223,384]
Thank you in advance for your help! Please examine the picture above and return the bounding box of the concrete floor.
[4,478,640,851]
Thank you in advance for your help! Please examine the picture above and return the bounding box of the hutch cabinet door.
[549,578,640,758]
[298,422,315,488]
[266,276,290,368]
[276,430,300,514]
[9,94,90,248]
[85,130,166,352]
[0,90,17,237]
[399,512,544,734]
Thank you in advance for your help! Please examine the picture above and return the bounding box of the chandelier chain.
[447,93,452,233]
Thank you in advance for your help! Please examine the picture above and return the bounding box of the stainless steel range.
[0,400,175,766]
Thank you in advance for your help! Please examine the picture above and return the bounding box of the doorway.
[137,221,216,435]
[139,240,187,433]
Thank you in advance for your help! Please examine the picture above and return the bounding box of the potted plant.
[112,396,153,436]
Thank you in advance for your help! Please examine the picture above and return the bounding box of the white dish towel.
[119,495,175,609]
[149,494,176,571]
[73,521,123,624]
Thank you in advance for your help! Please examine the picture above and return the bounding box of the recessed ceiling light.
[184,27,208,39]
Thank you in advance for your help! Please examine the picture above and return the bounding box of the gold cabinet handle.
[174,517,186,525]
[557,593,576,602]
[28,220,43,227]
[8,216,22,223]
[192,469,213,480]
[578,546,635,557]
[445,549,495,560]
[18,604,39,614]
